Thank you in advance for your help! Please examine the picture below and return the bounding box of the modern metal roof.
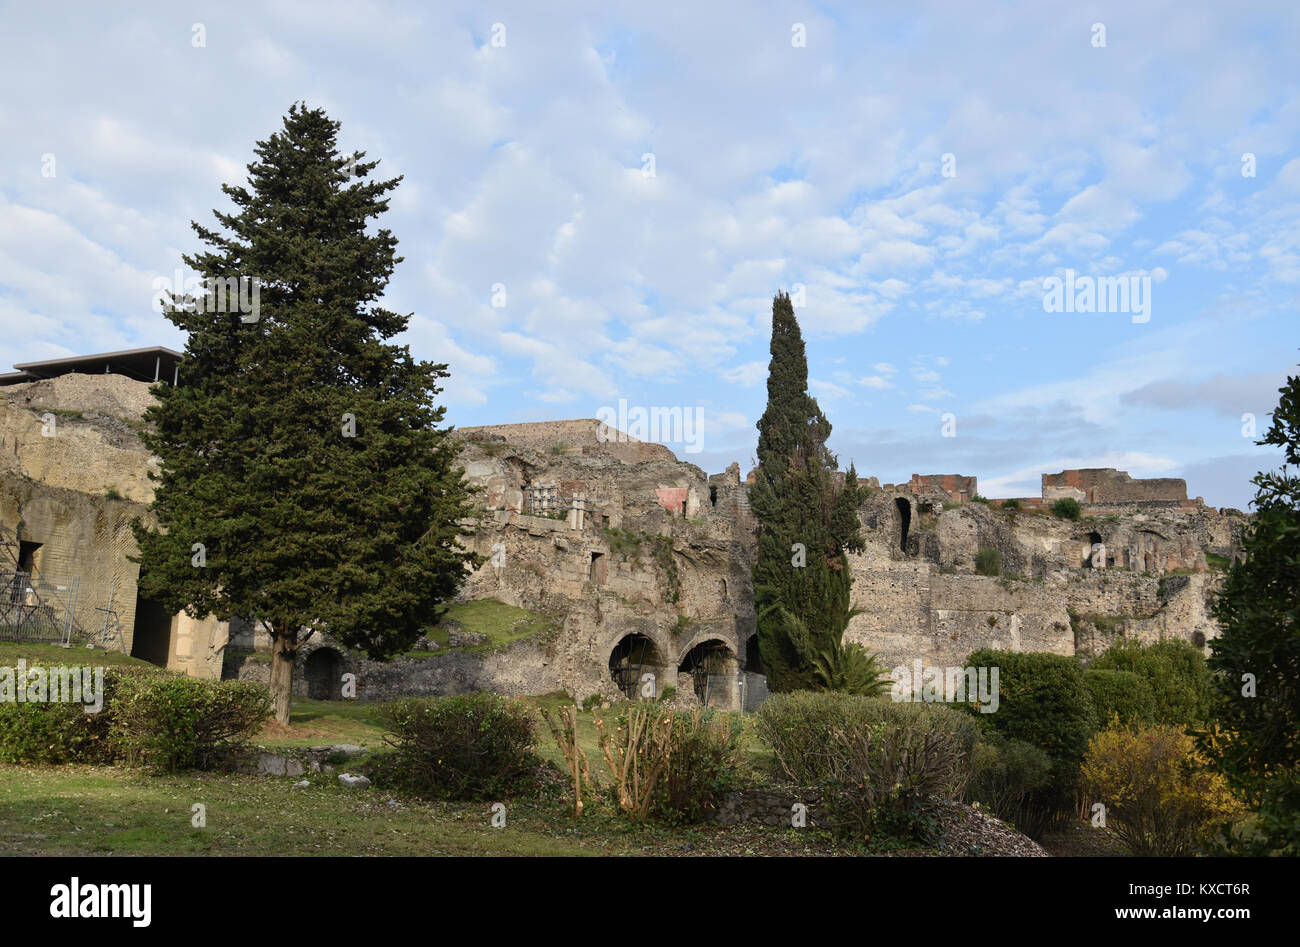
[4,346,182,385]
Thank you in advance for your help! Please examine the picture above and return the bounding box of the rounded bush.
[1050,498,1082,520]
[962,648,1097,833]
[373,693,542,800]
[1081,723,1243,855]
[1083,668,1156,727]
[1091,639,1210,727]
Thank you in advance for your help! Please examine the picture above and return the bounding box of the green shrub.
[1001,498,1021,511]
[1050,498,1082,520]
[112,675,271,771]
[819,707,976,843]
[649,707,743,824]
[966,731,1054,828]
[1091,639,1210,727]
[1081,723,1244,855]
[373,693,542,800]
[0,665,153,764]
[975,546,1002,576]
[962,649,1097,835]
[1083,668,1156,727]
[755,691,979,843]
[0,700,90,764]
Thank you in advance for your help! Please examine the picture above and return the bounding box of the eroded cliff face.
[844,491,1245,674]
[0,372,1250,705]
[451,428,758,706]
[0,374,225,678]
[451,432,1247,705]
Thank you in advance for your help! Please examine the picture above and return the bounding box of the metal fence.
[0,569,79,645]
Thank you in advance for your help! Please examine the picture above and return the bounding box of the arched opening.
[304,647,344,700]
[608,634,661,700]
[719,578,728,601]
[895,498,911,552]
[743,633,762,674]
[1086,531,1103,568]
[677,639,734,704]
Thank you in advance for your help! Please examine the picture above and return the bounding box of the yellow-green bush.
[1080,723,1243,855]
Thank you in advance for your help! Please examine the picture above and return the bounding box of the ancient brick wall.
[1042,468,1186,503]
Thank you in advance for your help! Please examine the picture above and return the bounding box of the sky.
[0,0,1296,509]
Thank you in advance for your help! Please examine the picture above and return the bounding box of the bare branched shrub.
[593,705,672,822]
[540,703,594,817]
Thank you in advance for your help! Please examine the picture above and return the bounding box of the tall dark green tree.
[1201,364,1300,853]
[133,104,480,722]
[750,291,884,693]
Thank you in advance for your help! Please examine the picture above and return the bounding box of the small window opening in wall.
[1086,531,1102,567]
[589,551,606,585]
[17,541,41,574]
[709,485,718,507]
[681,500,688,517]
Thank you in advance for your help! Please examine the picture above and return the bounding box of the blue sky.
[0,0,1296,508]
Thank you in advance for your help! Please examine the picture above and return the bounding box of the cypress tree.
[750,292,884,693]
[1201,364,1300,853]
[132,103,480,722]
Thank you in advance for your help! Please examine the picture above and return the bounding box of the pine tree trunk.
[269,626,298,725]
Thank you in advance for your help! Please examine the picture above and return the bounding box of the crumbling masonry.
[0,370,1249,710]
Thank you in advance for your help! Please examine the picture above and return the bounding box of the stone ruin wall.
[0,374,226,678]
[0,372,1251,708]
[1042,468,1190,504]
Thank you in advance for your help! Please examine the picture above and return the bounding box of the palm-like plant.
[762,604,890,697]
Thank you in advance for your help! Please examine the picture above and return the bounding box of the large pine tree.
[133,104,479,722]
[1201,364,1300,853]
[750,291,881,693]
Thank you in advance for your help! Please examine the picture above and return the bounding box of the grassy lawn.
[0,763,850,857]
[0,641,155,668]
[254,698,389,748]
[399,598,559,658]
[0,764,615,856]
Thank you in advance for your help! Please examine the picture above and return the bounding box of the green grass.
[0,641,155,669]
[253,697,389,749]
[0,764,609,856]
[1204,552,1232,571]
[399,599,559,658]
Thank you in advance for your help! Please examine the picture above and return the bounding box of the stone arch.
[608,633,664,700]
[895,497,911,552]
[677,638,735,703]
[304,646,344,700]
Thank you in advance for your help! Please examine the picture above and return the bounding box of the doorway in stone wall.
[130,594,173,667]
[304,647,344,700]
